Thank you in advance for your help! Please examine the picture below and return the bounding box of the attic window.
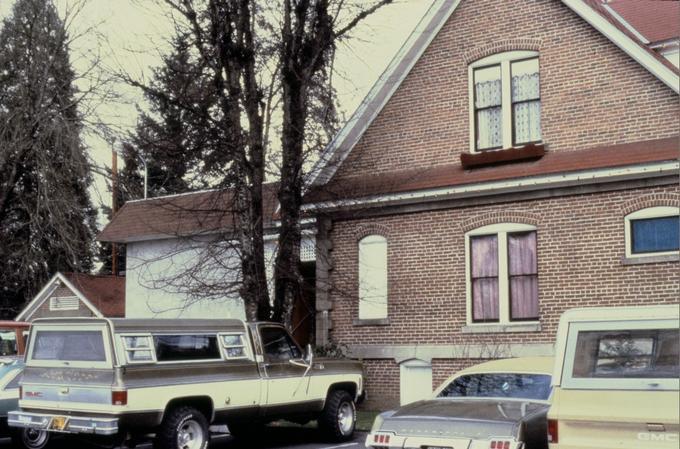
[49,296,79,311]
[469,51,541,152]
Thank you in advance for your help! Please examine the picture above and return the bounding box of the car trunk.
[381,399,547,441]
[550,388,680,449]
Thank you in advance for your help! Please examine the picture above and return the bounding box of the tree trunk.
[274,73,306,328]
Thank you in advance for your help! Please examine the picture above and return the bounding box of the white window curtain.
[358,235,388,319]
[474,65,502,150]
[511,59,541,144]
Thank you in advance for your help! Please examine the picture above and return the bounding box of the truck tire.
[318,390,356,442]
[10,428,50,449]
[153,406,209,449]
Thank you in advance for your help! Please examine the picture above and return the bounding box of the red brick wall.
[363,359,401,410]
[330,186,679,409]
[333,0,679,180]
[329,186,679,346]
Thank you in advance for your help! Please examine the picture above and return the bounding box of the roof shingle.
[98,183,279,243]
[304,137,680,204]
[63,273,125,318]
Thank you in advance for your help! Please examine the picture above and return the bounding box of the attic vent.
[49,296,79,311]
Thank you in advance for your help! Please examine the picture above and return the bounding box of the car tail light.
[112,390,127,406]
[547,419,558,443]
[490,441,511,449]
[372,433,391,448]
[18,386,22,399]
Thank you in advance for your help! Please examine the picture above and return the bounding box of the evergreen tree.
[123,34,221,199]
[0,0,97,317]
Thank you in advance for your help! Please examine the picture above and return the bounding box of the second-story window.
[470,51,541,152]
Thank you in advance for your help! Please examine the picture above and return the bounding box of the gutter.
[303,160,679,212]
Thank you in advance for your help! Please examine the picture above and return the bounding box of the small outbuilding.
[16,272,125,322]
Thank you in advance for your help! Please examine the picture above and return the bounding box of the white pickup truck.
[8,318,365,449]
[547,305,679,449]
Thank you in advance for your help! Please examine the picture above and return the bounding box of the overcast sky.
[0,0,433,213]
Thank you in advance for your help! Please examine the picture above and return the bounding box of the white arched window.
[465,223,539,325]
[624,206,679,258]
[358,235,388,320]
[469,51,541,152]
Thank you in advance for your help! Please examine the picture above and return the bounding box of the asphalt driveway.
[0,428,368,449]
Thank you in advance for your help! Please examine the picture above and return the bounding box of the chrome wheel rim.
[177,419,205,449]
[23,428,49,448]
[337,401,355,435]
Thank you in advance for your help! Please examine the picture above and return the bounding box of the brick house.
[16,272,125,321]
[303,0,679,408]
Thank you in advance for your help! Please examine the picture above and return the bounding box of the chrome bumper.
[365,432,522,449]
[8,411,118,435]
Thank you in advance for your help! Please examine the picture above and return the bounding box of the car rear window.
[31,330,107,362]
[572,328,679,379]
[438,373,552,401]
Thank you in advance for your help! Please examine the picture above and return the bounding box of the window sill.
[462,322,541,334]
[622,254,679,265]
[461,143,545,169]
[353,318,390,327]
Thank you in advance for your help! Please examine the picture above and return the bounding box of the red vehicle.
[0,321,30,357]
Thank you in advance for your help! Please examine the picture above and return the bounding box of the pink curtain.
[471,235,499,321]
[508,232,538,320]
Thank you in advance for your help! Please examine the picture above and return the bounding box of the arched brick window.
[465,223,538,325]
[469,51,541,152]
[624,206,679,258]
[358,234,388,320]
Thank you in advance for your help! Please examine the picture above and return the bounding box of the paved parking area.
[0,428,368,449]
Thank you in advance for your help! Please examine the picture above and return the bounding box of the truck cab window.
[260,327,302,362]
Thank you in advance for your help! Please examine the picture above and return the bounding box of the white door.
[400,359,433,405]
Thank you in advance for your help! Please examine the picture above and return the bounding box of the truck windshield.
[438,373,552,401]
[32,330,106,362]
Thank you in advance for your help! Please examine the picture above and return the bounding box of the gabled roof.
[603,0,679,44]
[308,0,680,188]
[16,272,125,321]
[98,183,280,243]
[63,273,125,318]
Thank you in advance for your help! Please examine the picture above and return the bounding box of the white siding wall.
[125,235,316,319]
[125,238,246,319]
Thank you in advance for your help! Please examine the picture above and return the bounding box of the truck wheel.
[10,428,50,449]
[318,390,356,442]
[154,406,209,449]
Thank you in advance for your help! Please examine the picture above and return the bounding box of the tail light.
[372,433,391,448]
[112,390,127,406]
[18,386,22,399]
[490,441,511,449]
[547,419,558,443]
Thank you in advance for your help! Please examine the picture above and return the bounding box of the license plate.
[18,415,32,424]
[50,416,69,431]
